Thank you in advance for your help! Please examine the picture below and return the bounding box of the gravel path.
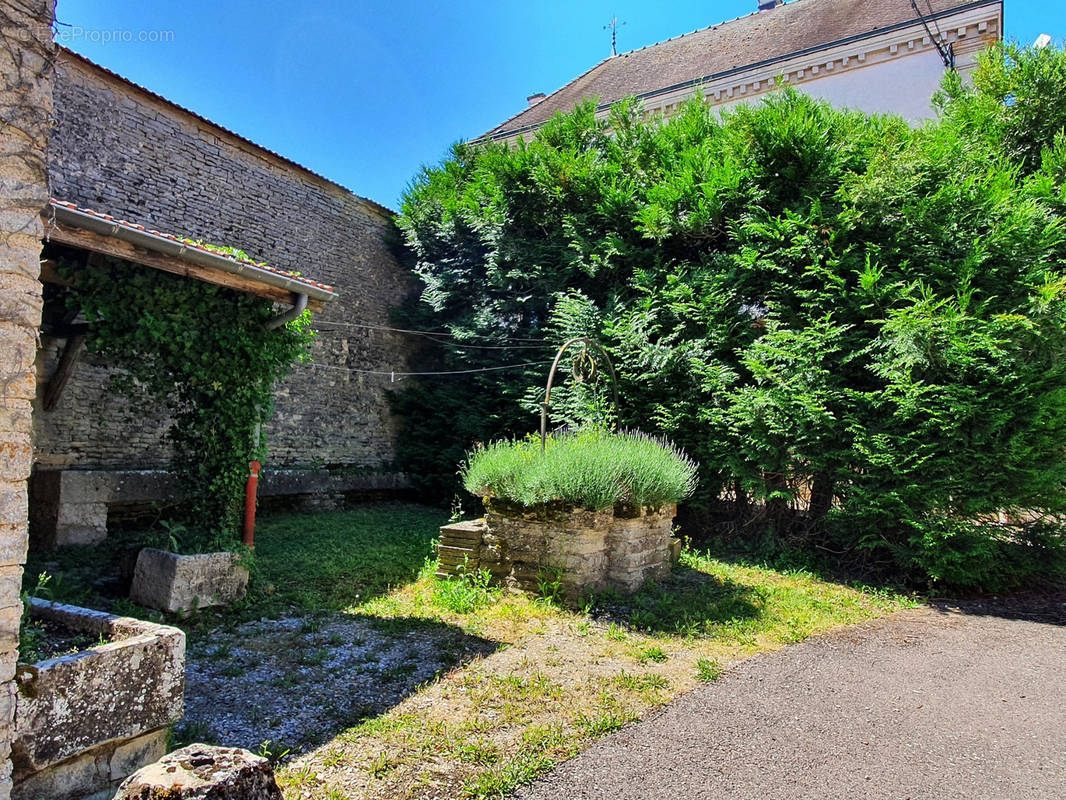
[519,602,1066,800]
[181,613,495,754]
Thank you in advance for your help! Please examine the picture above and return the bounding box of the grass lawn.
[24,504,916,799]
[254,507,914,800]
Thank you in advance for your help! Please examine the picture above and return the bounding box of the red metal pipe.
[243,460,261,548]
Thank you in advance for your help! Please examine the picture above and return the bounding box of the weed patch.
[433,569,499,614]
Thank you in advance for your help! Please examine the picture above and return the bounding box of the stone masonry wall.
[480,504,676,600]
[37,49,415,471]
[0,0,55,796]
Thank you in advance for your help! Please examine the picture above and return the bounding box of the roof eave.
[45,202,338,307]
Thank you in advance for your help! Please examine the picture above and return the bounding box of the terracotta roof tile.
[47,199,336,294]
[483,0,998,140]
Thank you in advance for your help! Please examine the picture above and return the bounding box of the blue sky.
[55,0,1060,210]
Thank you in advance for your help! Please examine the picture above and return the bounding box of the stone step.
[440,528,484,542]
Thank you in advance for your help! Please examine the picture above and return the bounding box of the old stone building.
[29,47,418,543]
[1,2,420,785]
[482,0,1003,145]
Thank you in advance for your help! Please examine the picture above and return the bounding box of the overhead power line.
[312,319,549,346]
[911,0,954,68]
[313,325,550,350]
[308,360,554,380]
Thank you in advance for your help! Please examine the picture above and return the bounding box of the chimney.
[527,93,546,107]
[758,0,779,9]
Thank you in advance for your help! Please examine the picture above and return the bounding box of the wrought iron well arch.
[540,337,620,451]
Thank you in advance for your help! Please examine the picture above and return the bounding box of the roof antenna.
[604,16,625,57]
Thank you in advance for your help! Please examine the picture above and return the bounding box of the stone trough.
[12,599,185,800]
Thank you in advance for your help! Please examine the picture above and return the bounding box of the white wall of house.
[710,47,951,122]
[801,49,949,121]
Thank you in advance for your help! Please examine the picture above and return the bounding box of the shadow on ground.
[592,565,763,636]
[179,611,499,756]
[931,590,1066,626]
[22,504,449,623]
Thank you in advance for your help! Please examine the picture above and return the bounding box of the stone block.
[10,727,166,800]
[54,503,107,548]
[482,504,675,600]
[439,519,485,541]
[547,528,606,558]
[436,518,485,578]
[606,570,648,594]
[130,548,249,614]
[0,401,32,441]
[108,728,168,782]
[0,325,36,379]
[0,651,17,687]
[0,372,35,403]
[12,600,184,796]
[0,254,47,291]
[0,439,31,487]
[29,470,112,549]
[0,486,27,528]
[0,682,13,732]
[603,536,656,557]
[0,270,45,302]
[0,568,22,615]
[11,747,103,800]
[116,745,283,800]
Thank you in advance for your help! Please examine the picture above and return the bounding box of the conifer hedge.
[395,43,1066,589]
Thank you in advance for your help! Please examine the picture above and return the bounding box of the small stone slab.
[130,549,249,614]
[436,519,486,578]
[116,745,282,799]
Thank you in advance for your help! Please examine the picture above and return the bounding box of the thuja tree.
[63,256,314,549]
[395,42,1066,589]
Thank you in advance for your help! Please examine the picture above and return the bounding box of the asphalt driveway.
[520,600,1066,800]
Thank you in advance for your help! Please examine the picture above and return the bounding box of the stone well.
[474,503,677,599]
[12,600,185,800]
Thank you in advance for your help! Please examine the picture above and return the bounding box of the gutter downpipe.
[264,292,308,330]
[243,460,261,548]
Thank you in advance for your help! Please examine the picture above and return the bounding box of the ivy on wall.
[59,254,314,549]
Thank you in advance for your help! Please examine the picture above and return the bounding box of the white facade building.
[481,0,1003,144]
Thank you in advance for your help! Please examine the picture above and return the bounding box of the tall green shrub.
[396,45,1066,589]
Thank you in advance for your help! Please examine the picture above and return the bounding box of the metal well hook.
[539,337,620,451]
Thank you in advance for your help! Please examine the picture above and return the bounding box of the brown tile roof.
[483,0,999,141]
[47,199,337,295]
[57,47,396,218]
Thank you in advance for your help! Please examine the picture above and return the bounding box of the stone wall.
[0,1,55,796]
[37,49,415,471]
[478,504,676,600]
